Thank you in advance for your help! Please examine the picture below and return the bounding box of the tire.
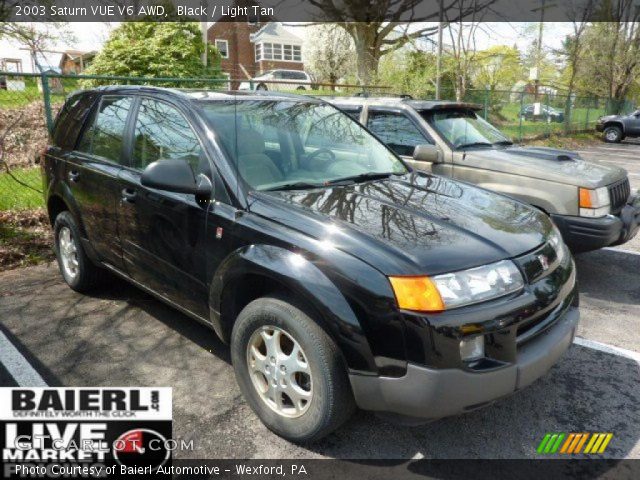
[231,295,355,442]
[53,211,102,292]
[296,86,306,91]
[603,125,623,143]
[256,83,268,91]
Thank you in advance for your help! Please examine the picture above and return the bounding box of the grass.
[0,77,79,109]
[489,103,608,141]
[0,167,44,211]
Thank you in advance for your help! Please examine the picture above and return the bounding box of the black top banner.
[2,0,640,22]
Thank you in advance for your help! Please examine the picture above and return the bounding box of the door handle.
[68,170,80,183]
[121,188,137,203]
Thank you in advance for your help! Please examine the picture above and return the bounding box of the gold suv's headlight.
[389,260,524,313]
[579,187,610,217]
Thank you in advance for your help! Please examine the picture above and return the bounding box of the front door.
[66,95,134,269]
[627,111,640,136]
[117,97,211,318]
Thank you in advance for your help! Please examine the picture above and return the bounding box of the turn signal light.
[579,188,593,208]
[389,276,445,312]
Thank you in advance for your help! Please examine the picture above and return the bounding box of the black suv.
[43,87,579,442]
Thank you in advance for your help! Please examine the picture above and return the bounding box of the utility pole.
[435,0,444,100]
[530,0,556,100]
[535,0,545,100]
[201,20,208,67]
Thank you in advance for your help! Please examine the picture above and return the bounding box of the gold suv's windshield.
[199,100,408,191]
[424,109,512,149]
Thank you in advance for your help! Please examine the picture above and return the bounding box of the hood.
[465,146,626,188]
[598,114,620,122]
[248,173,550,276]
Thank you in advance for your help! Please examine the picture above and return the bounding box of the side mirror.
[413,144,441,163]
[141,159,212,199]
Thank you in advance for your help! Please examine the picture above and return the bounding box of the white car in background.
[239,70,314,91]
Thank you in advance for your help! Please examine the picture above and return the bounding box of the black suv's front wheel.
[54,211,102,292]
[230,296,355,442]
[603,125,623,143]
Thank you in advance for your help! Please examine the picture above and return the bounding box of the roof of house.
[250,22,303,45]
[60,50,97,61]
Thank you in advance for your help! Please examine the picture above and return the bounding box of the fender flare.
[603,121,625,134]
[48,181,86,236]
[209,244,378,373]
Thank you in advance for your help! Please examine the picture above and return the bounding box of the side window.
[338,106,362,121]
[52,93,96,150]
[77,96,133,163]
[132,99,202,171]
[367,111,432,156]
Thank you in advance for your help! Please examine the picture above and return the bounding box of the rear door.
[117,96,211,318]
[366,109,439,173]
[66,95,134,269]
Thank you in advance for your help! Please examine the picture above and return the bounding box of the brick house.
[207,21,304,88]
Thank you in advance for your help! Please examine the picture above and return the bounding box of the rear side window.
[132,98,202,171]
[77,96,133,163]
[51,93,97,150]
[337,106,362,121]
[367,110,432,156]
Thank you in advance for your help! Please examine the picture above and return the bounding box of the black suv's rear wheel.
[54,211,102,292]
[603,125,623,143]
[230,296,355,442]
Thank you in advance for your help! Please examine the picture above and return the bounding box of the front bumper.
[349,306,579,419]
[551,196,640,252]
[595,123,605,132]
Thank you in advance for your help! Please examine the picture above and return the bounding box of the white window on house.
[273,44,283,60]
[263,43,273,59]
[255,43,303,62]
[215,39,229,59]
[293,45,302,62]
[283,45,293,61]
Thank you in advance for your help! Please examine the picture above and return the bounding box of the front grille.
[608,178,630,214]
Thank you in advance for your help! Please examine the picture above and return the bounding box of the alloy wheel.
[58,226,79,280]
[246,326,313,418]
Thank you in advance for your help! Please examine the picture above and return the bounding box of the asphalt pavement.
[0,139,639,460]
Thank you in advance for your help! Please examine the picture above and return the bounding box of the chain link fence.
[433,86,637,142]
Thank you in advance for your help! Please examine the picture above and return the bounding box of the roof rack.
[352,92,413,99]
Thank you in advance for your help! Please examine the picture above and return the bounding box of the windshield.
[199,100,407,191]
[424,110,511,149]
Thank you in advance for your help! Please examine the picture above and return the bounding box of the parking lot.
[0,140,639,460]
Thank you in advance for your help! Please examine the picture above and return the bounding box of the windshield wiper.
[327,172,397,185]
[262,181,324,192]
[493,140,514,146]
[455,141,494,149]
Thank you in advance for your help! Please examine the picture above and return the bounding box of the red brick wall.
[208,22,262,81]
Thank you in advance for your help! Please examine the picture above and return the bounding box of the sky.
[0,22,575,73]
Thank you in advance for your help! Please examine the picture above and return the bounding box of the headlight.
[579,186,610,217]
[548,224,568,265]
[389,260,524,312]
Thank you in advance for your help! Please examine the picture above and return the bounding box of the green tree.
[473,45,523,92]
[573,7,640,112]
[83,22,221,85]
